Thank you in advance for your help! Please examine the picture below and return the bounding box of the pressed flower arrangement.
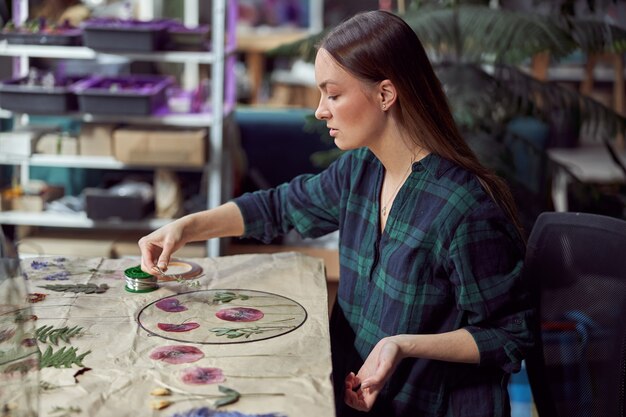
[138,289,307,344]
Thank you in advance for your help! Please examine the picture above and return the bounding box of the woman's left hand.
[344,336,404,412]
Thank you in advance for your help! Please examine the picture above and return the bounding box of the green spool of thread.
[124,266,158,293]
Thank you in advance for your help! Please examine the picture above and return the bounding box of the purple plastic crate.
[82,18,170,52]
[167,24,210,50]
[0,28,83,46]
[74,75,174,116]
[0,75,85,113]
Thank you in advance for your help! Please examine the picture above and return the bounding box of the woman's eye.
[328,95,337,100]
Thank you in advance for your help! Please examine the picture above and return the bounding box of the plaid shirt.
[234,148,534,417]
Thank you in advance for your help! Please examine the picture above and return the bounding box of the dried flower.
[31,260,51,270]
[180,367,225,385]
[150,345,204,364]
[151,400,173,410]
[156,298,188,313]
[215,307,264,322]
[150,388,172,396]
[158,322,200,332]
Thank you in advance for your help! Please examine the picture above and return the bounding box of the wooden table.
[6,253,334,417]
[237,29,310,105]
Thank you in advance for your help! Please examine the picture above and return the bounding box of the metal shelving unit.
[0,0,236,257]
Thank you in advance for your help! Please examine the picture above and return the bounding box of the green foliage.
[214,385,241,408]
[38,283,109,294]
[39,345,91,368]
[209,325,295,339]
[35,325,83,345]
[210,291,249,304]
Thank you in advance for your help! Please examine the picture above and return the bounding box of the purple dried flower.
[53,257,67,262]
[170,408,285,417]
[158,322,200,332]
[30,260,51,270]
[156,298,188,313]
[215,307,264,322]
[150,345,204,364]
[180,367,225,385]
[43,271,70,281]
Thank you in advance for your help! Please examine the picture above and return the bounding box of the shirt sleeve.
[448,203,534,374]
[232,152,348,244]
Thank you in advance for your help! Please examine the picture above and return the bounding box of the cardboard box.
[113,127,206,167]
[36,133,79,155]
[79,123,115,156]
[0,125,59,161]
[12,185,65,212]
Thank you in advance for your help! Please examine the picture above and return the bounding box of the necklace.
[381,158,414,218]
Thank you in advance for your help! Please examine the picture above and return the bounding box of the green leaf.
[36,325,83,345]
[214,385,240,408]
[38,284,109,294]
[39,345,91,369]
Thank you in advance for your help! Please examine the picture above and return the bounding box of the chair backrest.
[524,212,626,417]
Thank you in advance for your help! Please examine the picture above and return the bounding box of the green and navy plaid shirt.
[234,148,534,417]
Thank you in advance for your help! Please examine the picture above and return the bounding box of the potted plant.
[270,0,626,225]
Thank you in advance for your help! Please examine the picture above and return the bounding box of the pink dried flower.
[150,345,204,364]
[155,298,188,312]
[157,322,200,332]
[215,307,264,322]
[180,367,225,385]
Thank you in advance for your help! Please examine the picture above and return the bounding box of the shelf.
[0,154,205,171]
[0,41,238,64]
[0,101,235,128]
[0,210,171,229]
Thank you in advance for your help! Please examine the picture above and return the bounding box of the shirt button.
[412,162,425,172]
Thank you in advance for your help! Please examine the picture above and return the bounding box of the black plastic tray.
[0,76,84,113]
[84,188,153,221]
[0,29,83,46]
[74,75,173,116]
[82,19,169,52]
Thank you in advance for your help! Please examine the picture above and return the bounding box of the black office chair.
[524,212,626,417]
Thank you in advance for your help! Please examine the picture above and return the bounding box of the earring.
[382,103,387,111]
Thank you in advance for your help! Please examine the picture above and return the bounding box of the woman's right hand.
[137,202,246,275]
[138,220,187,274]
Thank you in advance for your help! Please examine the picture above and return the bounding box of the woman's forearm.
[391,328,480,364]
[178,202,246,243]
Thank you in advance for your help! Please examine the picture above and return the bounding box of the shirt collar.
[412,152,455,179]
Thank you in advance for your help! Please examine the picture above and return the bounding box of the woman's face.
[314,48,386,150]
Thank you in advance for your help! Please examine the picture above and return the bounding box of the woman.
[139,10,534,417]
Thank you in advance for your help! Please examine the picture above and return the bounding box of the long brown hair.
[319,10,524,238]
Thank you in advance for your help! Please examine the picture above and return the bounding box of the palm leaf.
[495,64,626,140]
[403,6,576,64]
[562,17,626,53]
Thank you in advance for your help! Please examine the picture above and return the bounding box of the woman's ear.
[379,79,397,111]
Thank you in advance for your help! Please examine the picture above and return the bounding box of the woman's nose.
[315,100,329,120]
